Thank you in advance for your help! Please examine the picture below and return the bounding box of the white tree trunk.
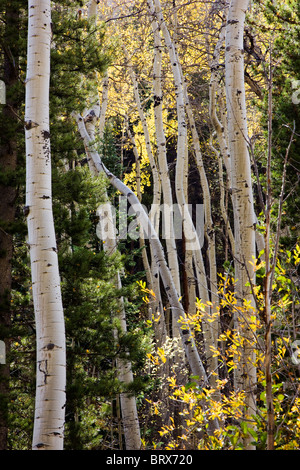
[151,18,181,298]
[123,45,162,223]
[25,0,66,450]
[76,4,142,448]
[125,118,166,342]
[209,16,231,177]
[75,115,209,384]
[148,0,220,395]
[96,202,142,450]
[225,0,257,447]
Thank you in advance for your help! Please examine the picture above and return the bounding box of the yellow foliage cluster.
[139,246,300,449]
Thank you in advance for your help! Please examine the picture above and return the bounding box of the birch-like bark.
[209,9,236,257]
[225,0,257,446]
[209,19,231,176]
[151,18,181,298]
[96,201,142,450]
[75,115,208,384]
[148,0,220,396]
[125,118,167,346]
[25,0,66,450]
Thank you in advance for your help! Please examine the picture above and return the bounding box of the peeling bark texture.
[25,0,66,450]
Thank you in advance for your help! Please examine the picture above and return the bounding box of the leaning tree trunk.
[75,115,209,384]
[225,0,257,448]
[25,0,66,450]
[73,2,142,449]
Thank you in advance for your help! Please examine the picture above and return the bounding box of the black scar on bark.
[42,130,50,139]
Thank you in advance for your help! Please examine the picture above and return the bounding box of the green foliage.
[253,0,300,241]
[3,0,300,451]
[0,0,149,450]
[50,2,113,115]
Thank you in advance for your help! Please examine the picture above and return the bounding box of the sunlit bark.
[75,114,208,384]
[225,0,257,448]
[25,0,66,450]
[148,0,220,402]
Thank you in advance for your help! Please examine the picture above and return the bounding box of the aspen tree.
[75,114,209,385]
[224,0,257,447]
[125,118,166,342]
[71,0,142,450]
[150,17,188,382]
[122,45,162,226]
[148,0,220,396]
[96,202,142,450]
[150,17,181,299]
[25,0,66,450]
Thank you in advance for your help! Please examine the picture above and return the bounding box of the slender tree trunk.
[225,0,257,448]
[75,115,208,384]
[209,16,231,176]
[125,118,166,339]
[78,4,142,448]
[148,0,219,401]
[123,45,162,221]
[150,18,186,399]
[25,0,66,450]
[264,59,274,450]
[151,18,181,298]
[96,201,142,450]
[209,8,235,255]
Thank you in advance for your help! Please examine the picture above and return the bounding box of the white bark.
[96,202,142,450]
[225,0,256,291]
[209,8,235,255]
[151,18,181,298]
[124,44,172,352]
[25,0,66,450]
[125,118,166,341]
[75,115,208,384]
[183,75,221,396]
[148,0,207,297]
[125,118,154,291]
[225,0,257,446]
[148,0,220,396]
[75,3,142,450]
[214,138,235,252]
[209,19,231,176]
[123,45,161,226]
